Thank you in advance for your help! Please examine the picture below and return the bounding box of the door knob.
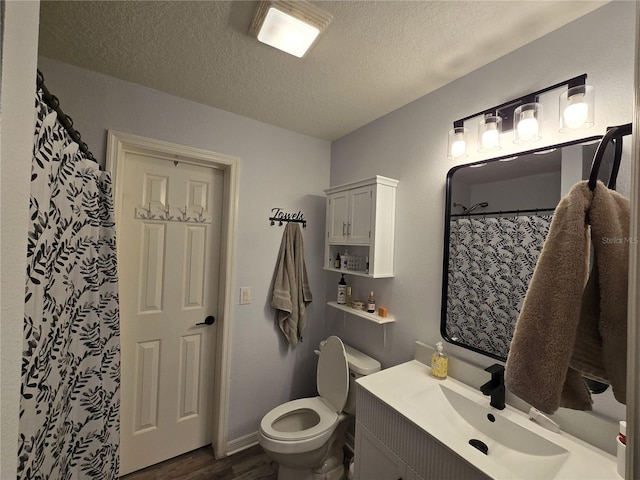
[196,316,215,326]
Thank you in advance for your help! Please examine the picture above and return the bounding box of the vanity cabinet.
[355,422,422,480]
[354,385,489,480]
[324,176,398,278]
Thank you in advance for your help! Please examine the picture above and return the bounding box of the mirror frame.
[440,135,603,361]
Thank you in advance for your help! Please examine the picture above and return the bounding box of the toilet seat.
[260,397,338,441]
[260,337,350,444]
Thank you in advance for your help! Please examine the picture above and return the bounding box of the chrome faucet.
[480,364,505,410]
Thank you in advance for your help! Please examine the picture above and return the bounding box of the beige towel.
[505,181,629,414]
[271,223,312,346]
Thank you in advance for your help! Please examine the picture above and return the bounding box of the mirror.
[441,135,631,361]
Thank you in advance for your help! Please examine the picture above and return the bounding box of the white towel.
[271,223,312,346]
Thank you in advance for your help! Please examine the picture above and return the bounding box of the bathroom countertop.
[357,360,619,480]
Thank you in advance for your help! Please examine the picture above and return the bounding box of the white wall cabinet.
[324,176,398,278]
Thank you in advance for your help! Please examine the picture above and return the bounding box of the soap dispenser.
[431,342,448,379]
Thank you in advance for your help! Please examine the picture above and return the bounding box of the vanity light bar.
[447,74,594,160]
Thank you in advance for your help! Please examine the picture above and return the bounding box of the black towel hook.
[588,123,632,191]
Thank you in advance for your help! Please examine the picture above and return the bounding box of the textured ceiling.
[38,1,608,141]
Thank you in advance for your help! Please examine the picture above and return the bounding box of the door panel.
[134,340,161,432]
[118,152,223,475]
[348,186,372,244]
[328,191,349,243]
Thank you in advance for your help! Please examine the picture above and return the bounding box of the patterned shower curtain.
[446,214,552,358]
[18,88,120,479]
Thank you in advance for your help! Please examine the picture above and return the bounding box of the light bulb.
[559,85,594,132]
[563,96,589,129]
[448,127,467,159]
[450,139,466,158]
[517,109,539,142]
[477,116,501,153]
[481,126,499,149]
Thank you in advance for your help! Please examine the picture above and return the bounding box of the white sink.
[356,360,618,480]
[405,384,569,479]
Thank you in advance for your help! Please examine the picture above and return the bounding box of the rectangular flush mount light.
[249,1,333,58]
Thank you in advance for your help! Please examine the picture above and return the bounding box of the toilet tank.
[343,344,381,415]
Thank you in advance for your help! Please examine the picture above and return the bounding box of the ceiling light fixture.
[448,74,594,158]
[249,1,333,58]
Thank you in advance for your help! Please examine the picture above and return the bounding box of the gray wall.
[0,2,40,477]
[36,56,332,444]
[329,1,635,448]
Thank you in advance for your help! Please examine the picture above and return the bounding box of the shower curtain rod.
[36,69,96,163]
[450,207,556,217]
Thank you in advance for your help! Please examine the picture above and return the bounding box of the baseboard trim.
[226,432,259,456]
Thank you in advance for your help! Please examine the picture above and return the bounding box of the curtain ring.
[70,130,81,143]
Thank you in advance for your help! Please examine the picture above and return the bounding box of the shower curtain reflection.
[446,214,552,358]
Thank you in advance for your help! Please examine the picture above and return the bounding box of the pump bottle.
[337,274,347,305]
[431,342,448,379]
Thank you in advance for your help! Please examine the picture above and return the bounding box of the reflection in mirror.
[441,136,631,361]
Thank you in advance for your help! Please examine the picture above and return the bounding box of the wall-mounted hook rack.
[269,208,307,228]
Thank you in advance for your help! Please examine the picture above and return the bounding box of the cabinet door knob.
[347,222,351,235]
[342,222,347,236]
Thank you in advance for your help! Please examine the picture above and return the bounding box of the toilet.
[258,336,381,480]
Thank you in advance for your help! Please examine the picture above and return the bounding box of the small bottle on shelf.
[335,252,341,269]
[367,291,376,313]
[346,286,353,307]
[337,274,347,305]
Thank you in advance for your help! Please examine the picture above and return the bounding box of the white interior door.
[116,152,224,475]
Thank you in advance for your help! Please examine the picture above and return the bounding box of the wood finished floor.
[120,444,278,480]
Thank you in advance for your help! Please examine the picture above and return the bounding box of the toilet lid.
[317,336,349,413]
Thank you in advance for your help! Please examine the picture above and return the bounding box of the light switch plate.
[240,287,251,305]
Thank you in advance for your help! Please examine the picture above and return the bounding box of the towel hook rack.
[269,208,307,228]
[588,123,632,191]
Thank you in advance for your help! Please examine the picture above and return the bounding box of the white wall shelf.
[327,301,396,324]
[323,267,393,278]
